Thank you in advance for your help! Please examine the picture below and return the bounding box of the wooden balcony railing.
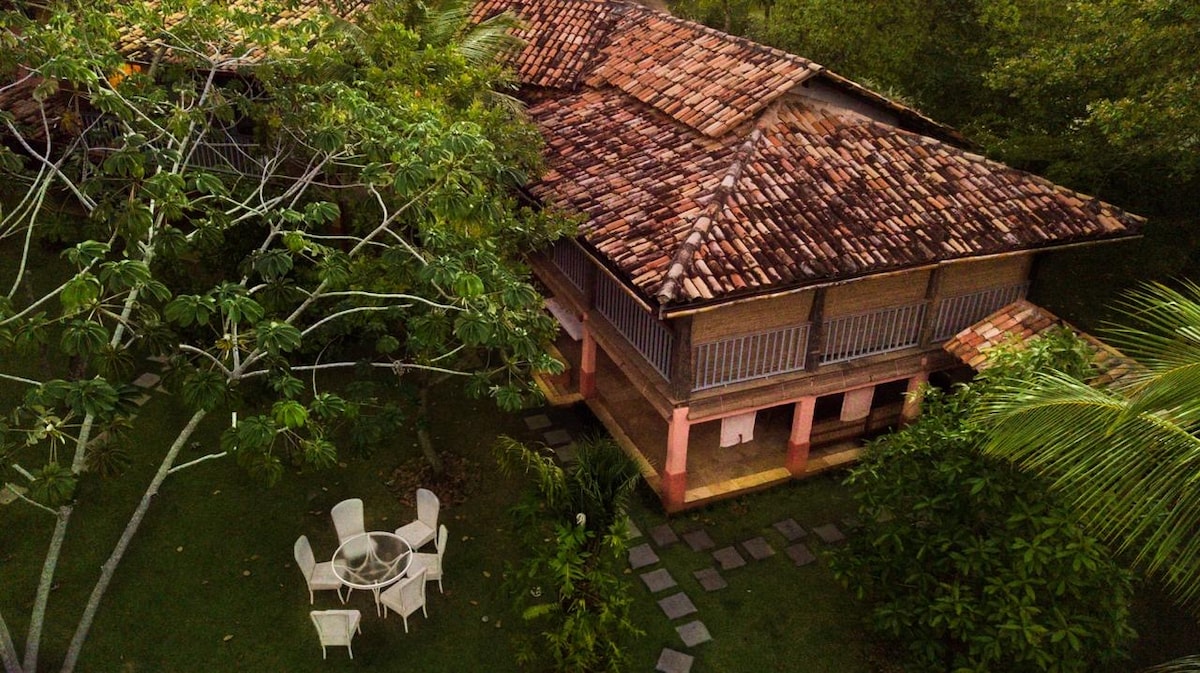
[594,273,673,379]
[820,302,926,364]
[550,241,590,294]
[692,323,810,390]
[932,283,1028,342]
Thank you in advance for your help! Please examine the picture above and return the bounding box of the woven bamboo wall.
[941,255,1031,295]
[825,270,930,317]
[691,291,815,343]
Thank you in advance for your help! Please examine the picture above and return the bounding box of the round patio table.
[332,532,413,616]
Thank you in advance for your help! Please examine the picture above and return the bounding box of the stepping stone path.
[131,372,161,389]
[786,543,816,567]
[625,518,642,539]
[740,537,775,560]
[773,518,807,541]
[553,443,578,464]
[641,568,677,593]
[842,515,862,531]
[658,592,698,620]
[712,546,746,570]
[628,543,660,570]
[649,523,680,548]
[676,620,712,647]
[543,428,572,447]
[813,523,846,544]
[523,413,552,430]
[656,648,694,673]
[693,567,727,592]
[682,528,714,552]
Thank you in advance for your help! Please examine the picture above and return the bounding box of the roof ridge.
[655,110,774,305]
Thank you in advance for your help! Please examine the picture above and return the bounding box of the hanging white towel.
[841,387,875,422]
[720,411,757,447]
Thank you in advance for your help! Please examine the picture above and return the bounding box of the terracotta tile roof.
[943,299,1136,385]
[530,92,1142,305]
[473,0,1142,310]
[473,0,617,90]
[583,6,819,138]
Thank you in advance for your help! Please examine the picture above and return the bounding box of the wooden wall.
[825,270,930,316]
[690,291,815,344]
[940,255,1032,295]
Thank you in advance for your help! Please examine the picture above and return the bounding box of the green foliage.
[496,436,643,672]
[982,282,1200,609]
[830,335,1136,672]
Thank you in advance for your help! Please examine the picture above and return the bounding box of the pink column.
[580,313,597,399]
[901,371,929,424]
[787,396,817,475]
[663,406,690,512]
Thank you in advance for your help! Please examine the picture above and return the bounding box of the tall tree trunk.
[59,409,207,673]
[1,610,22,673]
[20,506,71,673]
[415,382,444,475]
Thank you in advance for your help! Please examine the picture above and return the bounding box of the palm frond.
[1142,655,1200,673]
[981,370,1200,606]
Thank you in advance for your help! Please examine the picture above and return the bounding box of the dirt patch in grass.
[385,451,480,509]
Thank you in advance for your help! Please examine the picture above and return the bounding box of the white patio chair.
[294,535,349,604]
[379,568,427,633]
[310,609,361,659]
[394,488,439,549]
[407,524,447,594]
[331,498,373,558]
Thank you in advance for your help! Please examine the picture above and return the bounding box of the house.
[472,0,1143,511]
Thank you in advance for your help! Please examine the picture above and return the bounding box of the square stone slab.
[842,515,862,531]
[656,648,694,673]
[131,372,161,389]
[693,567,727,592]
[553,443,578,464]
[786,543,816,567]
[712,546,746,570]
[813,523,846,544]
[657,592,698,620]
[543,428,572,447]
[740,536,775,561]
[523,414,552,430]
[649,523,680,548]
[682,528,715,552]
[773,518,807,541]
[640,568,677,593]
[625,518,642,539]
[676,620,712,647]
[628,543,660,570]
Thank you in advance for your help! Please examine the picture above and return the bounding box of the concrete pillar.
[580,312,597,399]
[663,406,690,511]
[787,396,817,475]
[901,371,929,424]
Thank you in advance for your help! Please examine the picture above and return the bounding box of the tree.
[0,1,563,671]
[830,331,1136,672]
[981,282,1200,611]
[495,435,643,673]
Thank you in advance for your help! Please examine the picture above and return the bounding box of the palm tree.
[979,281,1200,610]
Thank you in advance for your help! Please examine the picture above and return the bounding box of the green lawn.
[5,384,1200,671]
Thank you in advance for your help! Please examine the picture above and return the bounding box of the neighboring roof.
[943,299,1135,386]
[1,0,368,136]
[477,0,1144,310]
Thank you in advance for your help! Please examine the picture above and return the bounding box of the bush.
[829,335,1136,672]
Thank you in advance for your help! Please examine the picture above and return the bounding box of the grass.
[0,378,876,673]
[4,376,1200,672]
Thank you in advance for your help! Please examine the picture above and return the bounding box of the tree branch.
[166,451,228,475]
[0,608,22,673]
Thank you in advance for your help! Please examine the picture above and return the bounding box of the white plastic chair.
[379,568,428,632]
[394,488,439,549]
[294,535,348,604]
[310,609,361,659]
[408,524,447,594]
[331,498,373,557]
